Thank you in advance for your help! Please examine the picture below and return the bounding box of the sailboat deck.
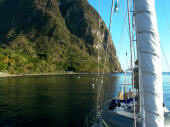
[114,110,134,119]
[102,109,134,127]
[101,102,141,127]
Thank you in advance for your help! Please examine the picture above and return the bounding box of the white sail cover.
[134,0,164,127]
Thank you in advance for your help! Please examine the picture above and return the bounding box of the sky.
[88,0,170,72]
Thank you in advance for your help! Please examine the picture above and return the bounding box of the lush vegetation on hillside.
[0,0,121,74]
[0,47,102,74]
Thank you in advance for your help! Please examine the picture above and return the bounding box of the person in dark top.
[134,60,139,89]
[134,60,140,113]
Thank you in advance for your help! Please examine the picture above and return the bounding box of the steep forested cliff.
[0,0,121,74]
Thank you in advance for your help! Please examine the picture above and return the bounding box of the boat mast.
[133,0,164,127]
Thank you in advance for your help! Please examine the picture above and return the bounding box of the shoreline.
[0,73,84,78]
[0,72,122,78]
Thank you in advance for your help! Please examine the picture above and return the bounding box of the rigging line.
[156,0,170,72]
[108,0,114,30]
[132,14,137,61]
[96,0,100,120]
[123,52,128,110]
[97,0,100,75]
[117,0,130,58]
[100,0,114,98]
[127,0,136,127]
[98,0,114,110]
[161,48,167,73]
[117,8,128,57]
[160,42,170,72]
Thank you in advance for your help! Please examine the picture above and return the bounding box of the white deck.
[114,111,134,119]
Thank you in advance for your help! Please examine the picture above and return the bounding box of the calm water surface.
[0,74,169,127]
